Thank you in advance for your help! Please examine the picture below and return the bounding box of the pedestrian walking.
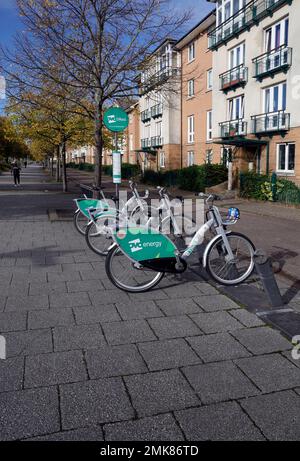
[11,161,21,186]
[24,160,27,168]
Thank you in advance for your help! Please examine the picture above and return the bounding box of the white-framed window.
[206,149,213,164]
[277,143,295,173]
[264,82,287,113]
[228,42,245,69]
[207,69,213,90]
[156,121,162,136]
[188,79,195,97]
[129,134,133,151]
[188,115,195,143]
[265,17,289,52]
[188,42,195,62]
[187,151,194,166]
[216,0,247,27]
[228,95,244,120]
[159,151,166,168]
[206,110,212,141]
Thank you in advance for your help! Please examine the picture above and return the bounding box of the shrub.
[240,172,300,204]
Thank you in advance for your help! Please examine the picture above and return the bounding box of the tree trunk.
[94,100,103,198]
[61,140,68,193]
[55,145,60,182]
[50,155,54,177]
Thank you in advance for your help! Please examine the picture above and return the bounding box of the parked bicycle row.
[73,180,256,293]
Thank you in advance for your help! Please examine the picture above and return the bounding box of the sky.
[0,0,215,112]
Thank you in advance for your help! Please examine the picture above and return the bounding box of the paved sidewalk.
[0,165,300,441]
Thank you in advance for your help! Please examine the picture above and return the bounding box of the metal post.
[114,132,119,209]
[254,250,283,309]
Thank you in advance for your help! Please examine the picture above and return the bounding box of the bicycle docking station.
[253,249,284,310]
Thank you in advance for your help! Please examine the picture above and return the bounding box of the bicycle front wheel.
[206,232,255,285]
[105,245,164,293]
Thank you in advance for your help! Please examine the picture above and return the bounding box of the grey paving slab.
[4,329,53,357]
[124,369,199,417]
[67,280,105,293]
[0,356,24,392]
[24,350,87,388]
[282,350,300,368]
[161,283,203,299]
[235,353,300,392]
[102,320,156,345]
[232,326,292,355]
[53,324,105,351]
[31,264,62,274]
[104,414,184,441]
[193,294,241,312]
[115,301,163,320]
[240,390,300,440]
[85,344,147,378]
[49,292,91,308]
[90,290,131,305]
[62,262,93,272]
[80,269,107,281]
[155,298,202,316]
[0,296,6,313]
[28,308,74,329]
[175,401,265,441]
[0,311,27,332]
[148,316,202,339]
[138,339,201,371]
[5,294,49,312]
[182,361,259,404]
[187,332,251,363]
[29,282,67,296]
[128,290,168,302]
[229,309,265,327]
[0,387,60,441]
[196,283,220,296]
[27,426,104,441]
[47,271,82,283]
[0,283,29,297]
[190,311,243,334]
[60,378,134,429]
[73,305,121,325]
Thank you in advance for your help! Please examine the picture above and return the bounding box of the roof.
[175,10,216,49]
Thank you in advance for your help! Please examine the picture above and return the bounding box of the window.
[188,115,195,143]
[159,151,166,168]
[216,0,247,27]
[228,42,245,69]
[187,151,194,166]
[207,69,213,90]
[206,149,213,164]
[156,121,162,136]
[277,143,295,173]
[264,82,286,113]
[228,95,244,120]
[265,17,289,52]
[188,79,195,97]
[206,110,212,141]
[188,42,195,62]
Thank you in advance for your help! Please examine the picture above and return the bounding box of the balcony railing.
[219,119,247,138]
[251,110,290,134]
[140,67,180,95]
[253,45,292,80]
[151,103,163,118]
[219,64,248,92]
[141,109,151,123]
[141,138,151,149]
[208,0,290,50]
[151,136,164,148]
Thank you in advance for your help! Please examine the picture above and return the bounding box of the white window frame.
[206,110,212,141]
[207,69,213,90]
[228,95,244,120]
[276,143,295,174]
[159,151,166,168]
[188,42,195,63]
[188,115,195,143]
[188,79,195,97]
[187,151,194,166]
[206,149,213,164]
[263,82,287,114]
[265,16,289,52]
[228,42,245,69]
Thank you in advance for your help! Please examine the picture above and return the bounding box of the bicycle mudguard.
[113,227,180,273]
[74,198,109,218]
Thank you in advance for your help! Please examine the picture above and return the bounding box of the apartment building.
[139,39,181,170]
[124,102,140,165]
[176,11,219,168]
[208,0,300,183]
[66,145,95,164]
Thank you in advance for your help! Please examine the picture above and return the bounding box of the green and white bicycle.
[105,194,256,293]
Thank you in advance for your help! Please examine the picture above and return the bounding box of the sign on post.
[112,151,121,184]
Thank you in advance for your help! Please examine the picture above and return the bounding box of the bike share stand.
[253,250,284,310]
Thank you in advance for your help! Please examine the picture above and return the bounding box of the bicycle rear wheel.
[85,215,116,256]
[105,245,164,293]
[206,232,255,285]
[74,210,89,235]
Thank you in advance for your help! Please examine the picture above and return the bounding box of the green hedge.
[142,164,228,192]
[240,172,300,204]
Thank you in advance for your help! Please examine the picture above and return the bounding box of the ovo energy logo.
[0,335,6,360]
[129,239,143,253]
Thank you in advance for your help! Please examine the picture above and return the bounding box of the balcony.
[151,103,163,118]
[141,138,151,149]
[141,109,151,123]
[219,119,247,138]
[253,46,292,80]
[251,110,290,135]
[140,67,180,95]
[208,0,291,50]
[219,65,248,92]
[151,136,164,148]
